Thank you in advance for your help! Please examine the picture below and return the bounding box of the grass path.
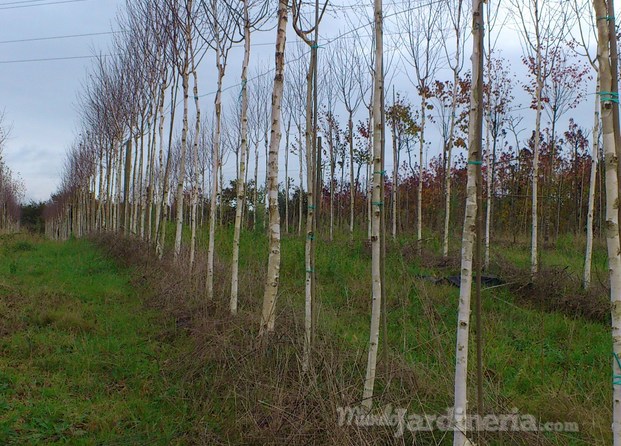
[0,236,191,445]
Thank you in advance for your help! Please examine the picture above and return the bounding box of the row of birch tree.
[41,0,621,443]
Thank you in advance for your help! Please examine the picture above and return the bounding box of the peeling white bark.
[259,0,287,336]
[362,0,384,411]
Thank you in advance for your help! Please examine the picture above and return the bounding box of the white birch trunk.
[368,102,373,240]
[484,112,492,270]
[417,99,425,252]
[135,131,143,237]
[156,77,178,259]
[174,63,190,259]
[230,0,251,314]
[153,80,168,247]
[298,126,304,236]
[189,65,201,268]
[531,12,543,277]
[115,141,123,233]
[349,113,355,238]
[253,144,259,231]
[207,66,224,299]
[303,44,318,372]
[362,0,384,410]
[453,0,483,443]
[443,69,462,259]
[584,79,600,289]
[285,119,290,234]
[391,96,398,240]
[259,0,287,336]
[592,3,621,441]
[329,119,334,241]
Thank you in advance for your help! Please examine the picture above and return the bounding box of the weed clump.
[33,309,95,333]
[12,240,35,252]
[494,260,609,323]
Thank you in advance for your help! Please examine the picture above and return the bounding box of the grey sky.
[0,0,121,202]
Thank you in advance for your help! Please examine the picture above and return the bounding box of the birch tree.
[482,0,506,269]
[230,0,267,314]
[291,0,329,370]
[258,0,287,337]
[201,0,240,299]
[248,66,271,230]
[284,45,308,236]
[333,40,365,238]
[592,0,621,441]
[569,0,599,288]
[399,0,442,254]
[167,0,197,260]
[362,0,384,410]
[441,0,467,259]
[483,57,513,269]
[453,0,483,442]
[510,0,570,276]
[0,114,23,233]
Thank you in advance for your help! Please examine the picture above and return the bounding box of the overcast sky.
[0,0,121,202]
[0,0,604,203]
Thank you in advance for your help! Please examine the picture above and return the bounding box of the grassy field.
[0,228,613,444]
[0,234,192,445]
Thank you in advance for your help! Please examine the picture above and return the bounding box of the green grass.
[0,234,192,445]
[486,231,609,280]
[0,226,613,444]
[207,226,612,443]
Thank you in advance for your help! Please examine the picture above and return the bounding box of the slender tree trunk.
[584,80,600,289]
[483,17,493,270]
[253,144,259,230]
[219,161,224,226]
[207,64,225,299]
[608,0,621,235]
[174,1,195,260]
[453,0,483,443]
[285,118,291,234]
[97,148,104,231]
[298,125,304,236]
[368,103,373,240]
[392,140,398,241]
[391,88,398,241]
[123,138,132,235]
[349,112,355,238]
[593,2,621,441]
[105,146,112,231]
[485,126,497,271]
[231,0,251,314]
[115,140,123,232]
[133,132,142,236]
[174,61,190,259]
[531,15,543,277]
[484,117,492,270]
[303,40,318,371]
[259,0,287,336]
[156,76,179,259]
[142,113,154,239]
[417,98,426,253]
[443,70,462,258]
[329,119,335,241]
[146,100,158,242]
[362,0,384,410]
[189,63,201,268]
[264,131,269,229]
[153,79,168,244]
